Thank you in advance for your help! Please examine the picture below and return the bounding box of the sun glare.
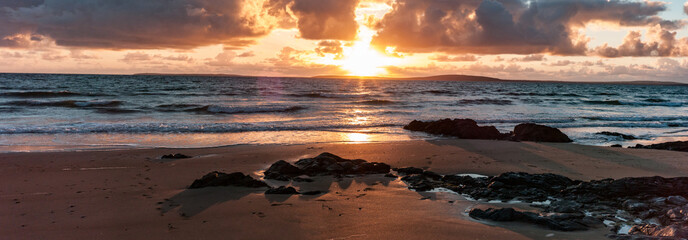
[319,28,401,77]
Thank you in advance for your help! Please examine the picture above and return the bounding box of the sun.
[318,28,401,77]
[338,35,400,76]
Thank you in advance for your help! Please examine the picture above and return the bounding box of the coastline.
[2,139,688,239]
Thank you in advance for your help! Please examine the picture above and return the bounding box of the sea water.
[1,73,687,151]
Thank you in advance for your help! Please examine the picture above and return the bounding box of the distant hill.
[312,74,504,82]
[130,73,686,86]
[311,74,686,85]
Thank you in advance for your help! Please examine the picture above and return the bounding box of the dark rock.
[384,173,398,178]
[666,196,688,206]
[422,171,442,180]
[469,208,589,231]
[292,152,390,176]
[265,186,298,195]
[292,177,314,182]
[550,200,583,213]
[393,167,424,175]
[622,199,649,212]
[264,160,302,180]
[512,123,572,143]
[403,119,506,140]
[300,190,324,195]
[630,141,688,152]
[161,153,191,159]
[189,171,268,189]
[611,144,623,148]
[597,131,637,140]
[630,224,688,238]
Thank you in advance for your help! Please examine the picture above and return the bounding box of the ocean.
[1,73,687,152]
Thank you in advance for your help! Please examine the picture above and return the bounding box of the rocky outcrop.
[597,131,637,140]
[264,152,391,181]
[403,119,505,140]
[631,141,688,152]
[265,186,299,195]
[512,123,572,143]
[398,171,688,238]
[189,171,268,189]
[403,119,573,143]
[468,207,596,231]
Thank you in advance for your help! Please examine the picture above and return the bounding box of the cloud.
[206,50,237,66]
[546,60,573,66]
[371,0,679,55]
[237,51,256,57]
[430,54,479,62]
[0,0,275,49]
[266,0,360,40]
[593,27,688,57]
[685,1,688,15]
[511,54,546,62]
[315,41,344,59]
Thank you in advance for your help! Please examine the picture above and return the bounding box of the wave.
[288,93,334,98]
[190,105,307,114]
[423,90,455,95]
[644,98,669,103]
[0,91,83,98]
[357,100,397,105]
[582,116,688,122]
[553,122,688,129]
[476,118,576,124]
[504,92,581,97]
[0,122,402,134]
[582,100,683,107]
[459,99,513,105]
[5,100,123,108]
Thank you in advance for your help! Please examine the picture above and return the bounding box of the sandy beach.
[2,139,688,240]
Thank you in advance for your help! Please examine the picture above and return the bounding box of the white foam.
[456,173,488,178]
[617,224,633,234]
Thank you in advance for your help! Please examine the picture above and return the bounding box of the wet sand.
[2,139,688,240]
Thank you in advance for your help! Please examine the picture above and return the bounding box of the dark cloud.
[266,0,360,40]
[315,41,344,59]
[0,0,272,49]
[594,28,688,57]
[371,0,679,55]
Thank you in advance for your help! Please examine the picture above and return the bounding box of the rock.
[550,200,583,213]
[622,199,649,212]
[403,119,506,140]
[292,152,390,176]
[469,208,589,231]
[292,177,314,182]
[630,224,688,238]
[597,131,637,140]
[393,167,424,175]
[161,153,191,159]
[300,190,324,195]
[265,186,298,195]
[264,160,302,180]
[422,171,442,180]
[611,144,623,148]
[630,141,688,152]
[512,123,572,143]
[189,171,268,189]
[384,173,398,178]
[666,196,688,206]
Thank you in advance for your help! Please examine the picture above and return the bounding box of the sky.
[1,0,688,82]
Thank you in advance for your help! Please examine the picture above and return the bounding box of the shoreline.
[3,139,688,239]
